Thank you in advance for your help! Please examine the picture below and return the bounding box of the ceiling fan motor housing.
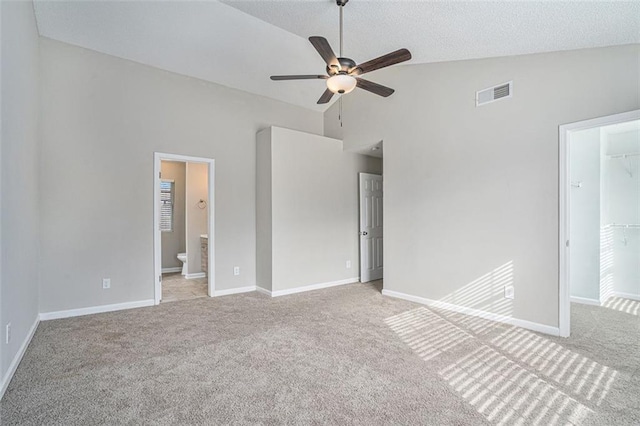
[327,57,356,75]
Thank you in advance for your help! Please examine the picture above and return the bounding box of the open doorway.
[559,110,639,337]
[153,153,215,304]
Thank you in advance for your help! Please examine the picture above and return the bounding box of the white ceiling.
[223,0,640,65]
[34,1,640,112]
[34,0,331,111]
[348,139,382,158]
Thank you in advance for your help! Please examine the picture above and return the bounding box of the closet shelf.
[607,224,640,229]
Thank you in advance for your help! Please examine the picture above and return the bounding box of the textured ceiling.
[34,1,640,112]
[223,0,640,65]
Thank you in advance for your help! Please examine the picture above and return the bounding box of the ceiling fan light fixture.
[269,0,410,105]
[326,74,356,94]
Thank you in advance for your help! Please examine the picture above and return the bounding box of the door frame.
[153,152,215,305]
[558,109,639,337]
[359,172,383,283]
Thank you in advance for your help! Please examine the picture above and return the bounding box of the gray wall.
[186,162,208,275]
[39,38,322,313]
[256,129,272,291]
[257,127,382,292]
[160,161,186,270]
[324,44,640,328]
[0,0,41,383]
[569,128,602,301]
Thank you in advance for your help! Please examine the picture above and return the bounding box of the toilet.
[177,253,187,275]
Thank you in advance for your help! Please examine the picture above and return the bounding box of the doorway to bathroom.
[153,153,215,304]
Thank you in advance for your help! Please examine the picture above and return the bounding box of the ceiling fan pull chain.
[339,97,343,127]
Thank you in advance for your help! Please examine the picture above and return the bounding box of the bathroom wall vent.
[476,81,512,107]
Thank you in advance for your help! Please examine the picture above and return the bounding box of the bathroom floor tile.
[161,273,208,303]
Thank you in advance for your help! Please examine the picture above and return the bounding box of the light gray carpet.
[1,282,639,425]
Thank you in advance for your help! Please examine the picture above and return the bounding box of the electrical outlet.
[346,260,352,269]
[102,278,111,289]
[233,267,240,276]
[5,323,11,344]
[504,286,515,300]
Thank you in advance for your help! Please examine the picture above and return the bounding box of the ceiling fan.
[270,0,412,104]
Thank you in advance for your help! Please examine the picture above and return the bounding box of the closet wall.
[602,127,640,299]
[570,122,640,303]
[569,129,601,301]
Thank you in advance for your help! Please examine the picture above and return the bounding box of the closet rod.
[607,152,640,159]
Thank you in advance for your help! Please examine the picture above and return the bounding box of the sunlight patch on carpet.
[384,308,472,361]
[491,327,618,406]
[439,345,592,426]
[602,297,640,316]
[385,303,624,425]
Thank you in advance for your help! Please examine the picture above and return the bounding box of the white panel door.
[359,173,383,282]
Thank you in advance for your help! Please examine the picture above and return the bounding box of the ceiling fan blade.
[317,88,334,104]
[356,78,395,97]
[351,48,412,75]
[309,36,340,69]
[270,75,327,81]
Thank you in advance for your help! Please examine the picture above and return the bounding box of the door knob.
[360,231,368,236]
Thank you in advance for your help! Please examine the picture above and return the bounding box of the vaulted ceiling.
[34,0,640,112]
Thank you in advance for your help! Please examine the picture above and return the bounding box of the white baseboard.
[185,272,206,280]
[162,267,182,273]
[39,299,155,321]
[381,289,560,337]
[613,291,640,302]
[269,277,359,297]
[212,286,256,297]
[570,296,601,306]
[256,287,272,296]
[0,315,40,400]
